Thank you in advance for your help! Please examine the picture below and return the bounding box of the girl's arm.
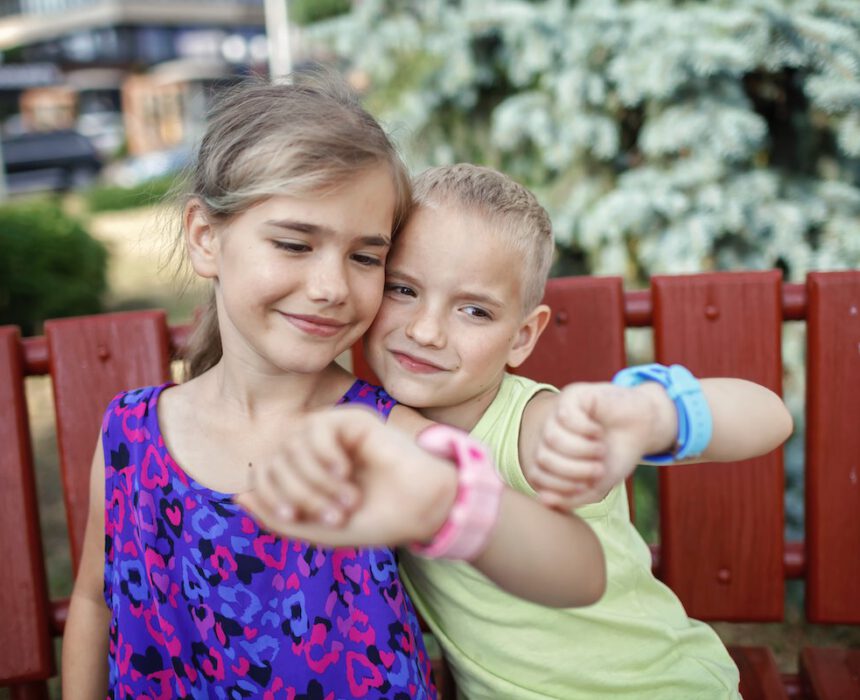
[62,436,110,700]
[235,406,605,608]
[519,377,794,509]
[469,483,605,607]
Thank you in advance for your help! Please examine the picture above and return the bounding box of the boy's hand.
[234,406,457,548]
[529,382,677,510]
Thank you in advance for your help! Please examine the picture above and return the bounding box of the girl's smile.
[281,312,348,338]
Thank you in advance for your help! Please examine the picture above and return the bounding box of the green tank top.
[399,373,740,699]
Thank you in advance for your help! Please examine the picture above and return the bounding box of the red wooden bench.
[2,270,858,699]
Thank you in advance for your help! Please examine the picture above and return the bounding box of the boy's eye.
[273,240,310,253]
[384,283,416,298]
[352,253,383,267]
[463,305,492,320]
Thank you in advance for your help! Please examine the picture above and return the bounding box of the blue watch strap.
[611,363,713,464]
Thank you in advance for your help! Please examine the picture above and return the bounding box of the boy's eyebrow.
[386,267,504,308]
[265,218,391,247]
[457,290,505,309]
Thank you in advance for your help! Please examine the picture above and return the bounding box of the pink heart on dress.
[165,504,182,527]
[346,651,383,696]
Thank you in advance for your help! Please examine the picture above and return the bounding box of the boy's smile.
[366,202,541,430]
[390,349,451,373]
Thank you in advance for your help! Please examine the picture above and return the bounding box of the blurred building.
[0,0,267,155]
[0,1,266,68]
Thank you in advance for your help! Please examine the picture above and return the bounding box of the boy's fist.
[528,382,677,510]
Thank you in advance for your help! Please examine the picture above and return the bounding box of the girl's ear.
[185,200,220,279]
[507,303,551,369]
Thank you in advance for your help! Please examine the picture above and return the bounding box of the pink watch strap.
[409,424,504,561]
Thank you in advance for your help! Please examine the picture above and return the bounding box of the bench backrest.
[2,270,859,691]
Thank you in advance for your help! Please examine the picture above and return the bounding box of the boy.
[363,163,792,699]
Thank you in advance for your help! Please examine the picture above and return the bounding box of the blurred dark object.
[2,129,102,193]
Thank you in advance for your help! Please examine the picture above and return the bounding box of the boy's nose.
[306,259,349,304]
[405,308,446,348]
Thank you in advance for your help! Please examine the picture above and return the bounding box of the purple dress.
[102,380,436,699]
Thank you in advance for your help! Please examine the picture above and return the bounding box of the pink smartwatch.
[409,424,504,562]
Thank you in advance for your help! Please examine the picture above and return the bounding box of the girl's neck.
[195,359,355,420]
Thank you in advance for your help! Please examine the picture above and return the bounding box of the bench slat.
[45,311,171,570]
[728,646,788,700]
[805,271,860,623]
[0,327,53,684]
[653,271,785,620]
[800,647,860,699]
[516,276,627,384]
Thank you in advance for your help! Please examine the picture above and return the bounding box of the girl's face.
[190,164,396,376]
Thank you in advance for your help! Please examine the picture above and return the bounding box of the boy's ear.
[185,199,220,279]
[507,303,551,369]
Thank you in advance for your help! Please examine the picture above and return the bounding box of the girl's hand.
[234,406,458,547]
[528,382,677,510]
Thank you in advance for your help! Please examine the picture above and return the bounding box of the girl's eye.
[352,253,383,267]
[273,240,310,253]
[384,283,416,298]
[463,305,492,320]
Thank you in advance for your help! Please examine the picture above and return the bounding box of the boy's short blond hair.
[411,163,554,312]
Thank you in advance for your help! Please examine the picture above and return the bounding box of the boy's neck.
[418,380,505,433]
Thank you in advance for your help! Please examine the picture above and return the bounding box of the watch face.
[613,364,712,462]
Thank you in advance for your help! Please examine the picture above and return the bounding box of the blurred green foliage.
[0,201,107,335]
[311,0,860,283]
[291,0,351,26]
[84,174,177,213]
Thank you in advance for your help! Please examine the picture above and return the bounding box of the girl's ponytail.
[185,292,222,379]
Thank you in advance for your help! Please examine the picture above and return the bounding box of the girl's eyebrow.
[265,218,391,247]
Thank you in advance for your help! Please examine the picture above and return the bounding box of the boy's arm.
[62,437,110,700]
[520,378,793,509]
[236,406,605,608]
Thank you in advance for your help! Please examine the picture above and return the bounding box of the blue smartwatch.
[611,363,713,464]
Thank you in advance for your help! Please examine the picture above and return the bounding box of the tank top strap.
[338,379,397,420]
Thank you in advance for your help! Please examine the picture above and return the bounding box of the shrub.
[84,174,177,213]
[291,0,351,26]
[0,200,107,336]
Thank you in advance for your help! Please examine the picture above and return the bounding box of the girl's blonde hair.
[178,74,411,378]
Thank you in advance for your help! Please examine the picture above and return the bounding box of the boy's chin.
[378,380,442,410]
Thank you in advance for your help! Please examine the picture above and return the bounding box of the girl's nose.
[306,258,349,304]
[405,307,446,348]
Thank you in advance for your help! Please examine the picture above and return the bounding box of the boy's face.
[365,203,539,429]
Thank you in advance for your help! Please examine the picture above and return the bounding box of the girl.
[62,77,606,699]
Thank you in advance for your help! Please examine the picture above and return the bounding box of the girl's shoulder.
[102,382,173,418]
[338,379,397,417]
[101,383,173,451]
[110,383,172,407]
